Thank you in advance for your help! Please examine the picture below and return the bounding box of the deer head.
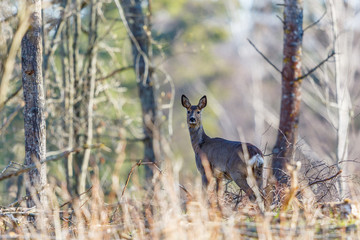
[181,95,207,129]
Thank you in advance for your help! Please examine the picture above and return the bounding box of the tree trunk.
[121,0,158,180]
[329,0,352,199]
[21,0,48,208]
[78,0,98,195]
[272,0,303,183]
[62,14,76,195]
[72,0,83,194]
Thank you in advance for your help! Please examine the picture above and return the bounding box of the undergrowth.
[0,166,359,240]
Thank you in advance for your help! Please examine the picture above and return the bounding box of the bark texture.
[121,0,158,180]
[63,14,75,195]
[72,0,83,194]
[272,0,303,183]
[21,0,48,207]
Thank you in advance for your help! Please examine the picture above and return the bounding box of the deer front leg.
[201,174,209,189]
[195,154,210,190]
[231,174,256,202]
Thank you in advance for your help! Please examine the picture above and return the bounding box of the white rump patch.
[249,154,264,167]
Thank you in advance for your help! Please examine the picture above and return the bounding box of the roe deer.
[181,95,263,201]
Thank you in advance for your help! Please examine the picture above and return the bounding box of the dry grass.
[0,164,359,240]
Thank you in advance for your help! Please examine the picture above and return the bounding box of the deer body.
[182,95,263,201]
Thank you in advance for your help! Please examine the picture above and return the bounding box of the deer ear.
[198,95,207,109]
[181,95,191,108]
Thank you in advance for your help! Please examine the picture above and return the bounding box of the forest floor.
[0,180,359,239]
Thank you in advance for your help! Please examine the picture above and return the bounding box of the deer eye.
[197,111,200,114]
[187,111,190,114]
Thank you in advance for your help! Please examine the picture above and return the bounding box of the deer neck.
[189,125,208,153]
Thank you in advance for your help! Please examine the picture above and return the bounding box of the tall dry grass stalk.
[0,158,359,239]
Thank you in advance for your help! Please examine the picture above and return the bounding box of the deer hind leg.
[201,173,209,189]
[231,175,256,202]
[215,177,221,195]
[215,177,222,201]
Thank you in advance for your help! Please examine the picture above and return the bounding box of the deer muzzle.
[189,117,196,124]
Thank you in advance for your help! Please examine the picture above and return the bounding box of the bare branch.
[113,0,150,83]
[59,186,93,208]
[7,186,45,208]
[0,211,37,218]
[295,50,335,82]
[121,159,143,198]
[0,144,107,182]
[304,7,327,32]
[109,159,192,222]
[247,39,281,74]
[276,15,284,24]
[0,102,24,136]
[43,14,68,78]
[120,160,190,198]
[96,66,133,81]
[308,169,342,187]
[179,184,193,199]
[0,86,22,111]
[0,161,24,175]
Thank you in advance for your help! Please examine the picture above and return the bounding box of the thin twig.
[295,50,335,82]
[0,102,25,136]
[308,169,342,187]
[120,160,189,198]
[121,159,143,198]
[7,187,45,208]
[0,144,106,182]
[0,212,37,217]
[247,39,281,74]
[304,7,327,32]
[1,161,24,175]
[141,162,163,174]
[0,86,23,111]
[263,153,275,157]
[96,66,133,81]
[110,160,192,222]
[338,159,360,165]
[59,186,93,208]
[113,0,150,84]
[43,9,71,78]
[110,159,145,222]
[276,15,284,24]
[179,184,193,199]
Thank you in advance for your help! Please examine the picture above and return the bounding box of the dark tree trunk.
[121,0,158,180]
[272,0,303,183]
[72,0,84,194]
[63,13,75,196]
[21,0,48,208]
